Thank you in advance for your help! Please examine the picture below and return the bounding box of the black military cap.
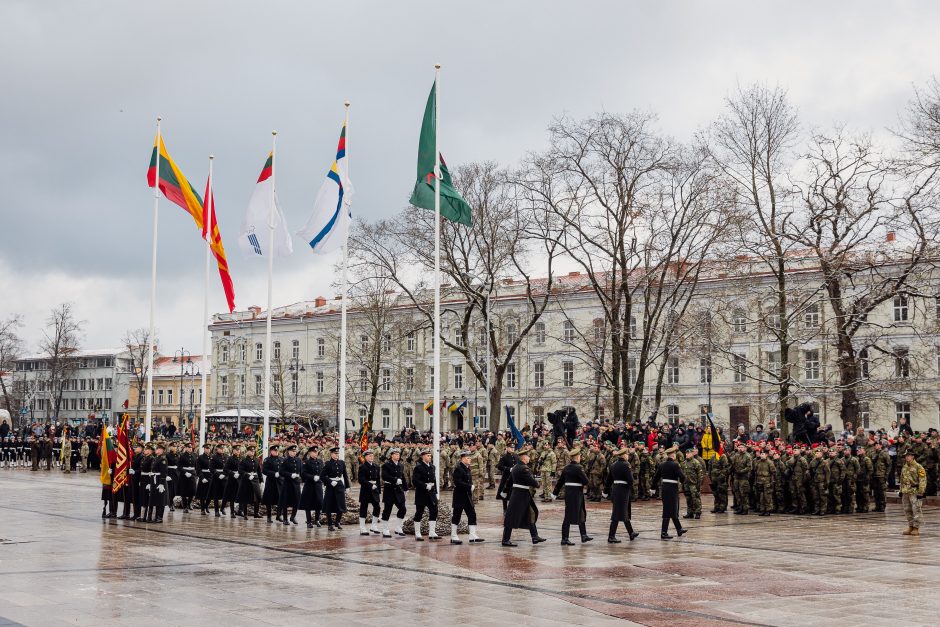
[330,446,340,453]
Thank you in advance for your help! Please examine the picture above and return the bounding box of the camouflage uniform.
[753,455,775,515]
[586,448,606,500]
[637,446,653,500]
[809,454,830,515]
[538,445,557,501]
[471,448,486,502]
[841,451,859,514]
[682,452,705,517]
[709,453,730,512]
[856,451,873,513]
[900,456,927,532]
[486,445,499,488]
[789,452,810,514]
[80,440,89,473]
[827,453,844,514]
[772,454,787,512]
[731,449,752,514]
[871,446,890,512]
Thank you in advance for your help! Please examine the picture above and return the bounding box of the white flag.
[239,152,293,258]
[297,121,354,254]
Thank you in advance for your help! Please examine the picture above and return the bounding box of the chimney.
[568,271,581,277]
[248,305,261,319]
[886,230,896,243]
[314,295,327,308]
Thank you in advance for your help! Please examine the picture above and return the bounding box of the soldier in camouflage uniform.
[486,443,499,488]
[871,441,890,512]
[900,449,927,535]
[827,449,844,514]
[855,447,873,513]
[554,439,569,480]
[472,444,487,502]
[925,439,939,497]
[788,447,810,514]
[731,444,752,515]
[771,451,787,512]
[538,441,556,502]
[809,449,830,516]
[345,445,360,484]
[709,450,730,513]
[637,443,653,501]
[586,444,606,501]
[753,450,775,516]
[681,449,705,519]
[628,444,642,502]
[841,447,859,514]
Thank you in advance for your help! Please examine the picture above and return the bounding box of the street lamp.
[287,358,306,418]
[173,348,192,431]
[184,361,200,433]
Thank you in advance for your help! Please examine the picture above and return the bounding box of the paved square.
[0,472,936,626]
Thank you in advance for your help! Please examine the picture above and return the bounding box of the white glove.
[331,480,338,487]
[291,473,299,479]
[166,476,172,481]
[313,475,319,482]
[234,472,240,479]
[145,484,151,491]
[471,484,475,491]
[184,472,192,478]
[426,483,433,491]
[373,484,379,490]
[217,473,224,479]
[107,468,112,474]
[129,469,136,475]
[275,472,280,478]
[249,473,257,480]
[201,478,208,484]
[157,484,165,493]
[602,493,608,499]
[649,489,655,496]
[396,478,402,485]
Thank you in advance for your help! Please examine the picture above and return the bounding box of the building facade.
[127,355,211,432]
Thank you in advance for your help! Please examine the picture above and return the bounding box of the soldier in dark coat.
[208,444,228,516]
[149,442,168,523]
[502,447,546,547]
[299,446,324,528]
[652,445,688,540]
[136,445,154,521]
[380,448,408,537]
[357,450,381,535]
[164,442,180,511]
[553,446,592,545]
[495,441,517,513]
[195,444,213,514]
[604,447,639,542]
[261,446,282,523]
[222,445,242,518]
[237,446,262,519]
[125,443,143,519]
[323,447,351,530]
[177,442,197,512]
[411,449,442,541]
[278,445,302,525]
[451,449,483,544]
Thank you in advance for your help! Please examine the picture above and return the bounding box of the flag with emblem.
[239,152,294,258]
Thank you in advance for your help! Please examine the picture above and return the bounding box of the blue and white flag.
[239,151,294,258]
[297,120,354,254]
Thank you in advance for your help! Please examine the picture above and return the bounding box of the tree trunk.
[487,378,504,433]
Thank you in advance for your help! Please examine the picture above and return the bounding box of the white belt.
[661,479,678,484]
[512,484,531,489]
[613,480,628,485]
[564,482,583,487]
[368,481,377,485]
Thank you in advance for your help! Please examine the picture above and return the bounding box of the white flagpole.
[338,101,350,459]
[262,131,277,457]
[432,64,441,493]
[145,116,161,443]
[198,155,213,449]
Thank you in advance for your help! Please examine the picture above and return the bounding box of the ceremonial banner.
[113,414,132,491]
[202,173,237,312]
[99,423,113,486]
[506,407,525,448]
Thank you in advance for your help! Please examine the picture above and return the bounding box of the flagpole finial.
[344,100,350,108]
[156,116,162,122]
[434,63,441,70]
[272,130,278,136]
[209,154,215,160]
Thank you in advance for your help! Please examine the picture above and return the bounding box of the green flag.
[409,80,473,226]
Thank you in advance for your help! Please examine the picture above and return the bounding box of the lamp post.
[184,361,199,433]
[287,358,306,423]
[173,348,192,432]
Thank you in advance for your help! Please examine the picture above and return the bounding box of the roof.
[15,348,128,362]
[151,355,211,378]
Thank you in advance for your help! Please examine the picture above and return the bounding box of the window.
[765,309,781,331]
[860,348,870,379]
[700,405,710,422]
[667,356,679,384]
[359,369,368,392]
[404,407,414,427]
[292,339,300,359]
[382,334,392,352]
[273,341,281,360]
[255,374,263,395]
[667,405,679,425]
[629,316,637,338]
[104,398,111,410]
[239,374,246,397]
[360,335,370,352]
[358,408,367,428]
[895,401,911,425]
[452,328,464,348]
[240,343,247,362]
[221,344,229,363]
[406,331,416,352]
[593,318,606,343]
[317,338,325,358]
[628,357,637,386]
[96,378,103,390]
[453,365,463,390]
[733,354,747,383]
[256,343,263,361]
[157,389,164,405]
[167,388,173,406]
[478,405,487,424]
[895,347,910,378]
[290,372,298,394]
[105,378,112,390]
[79,398,86,410]
[80,379,86,391]
[804,303,820,328]
[316,371,324,394]
[699,358,712,384]
[804,350,820,381]
[506,324,518,345]
[532,405,545,421]
[381,368,391,391]
[732,309,747,333]
[534,321,546,344]
[381,408,390,430]
[89,378,96,391]
[220,376,229,396]
[506,363,517,389]
[563,320,576,342]
[894,294,909,322]
[405,367,415,391]
[562,361,574,387]
[189,388,195,404]
[859,402,870,429]
[429,366,435,389]
[534,362,545,388]
[273,379,281,395]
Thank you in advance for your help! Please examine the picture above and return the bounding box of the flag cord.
[145,116,161,443]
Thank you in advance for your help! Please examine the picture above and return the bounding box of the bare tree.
[122,328,157,425]
[40,303,83,420]
[0,315,23,420]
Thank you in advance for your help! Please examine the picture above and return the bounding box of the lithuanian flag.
[99,423,114,486]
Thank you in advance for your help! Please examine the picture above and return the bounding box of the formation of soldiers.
[0,434,101,473]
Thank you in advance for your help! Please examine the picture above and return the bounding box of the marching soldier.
[195,443,213,515]
[652,446,687,540]
[586,444,606,502]
[261,445,282,523]
[554,446,592,545]
[323,446,351,531]
[208,444,227,517]
[164,442,179,512]
[380,448,408,537]
[358,449,381,535]
[501,446,546,547]
[496,441,517,512]
[604,446,639,543]
[842,447,859,514]
[451,449,483,544]
[237,446,262,519]
[900,449,927,536]
[177,442,197,513]
[137,443,154,522]
[412,449,442,541]
[486,442,499,488]
[278,444,302,525]
[682,448,705,519]
[222,444,242,519]
[149,442,169,523]
[300,445,324,528]
[124,442,143,520]
[538,441,556,502]
[80,438,90,473]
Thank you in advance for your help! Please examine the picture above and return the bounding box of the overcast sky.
[2,0,939,354]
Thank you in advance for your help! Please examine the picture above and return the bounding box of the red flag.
[202,176,237,313]
[113,414,132,491]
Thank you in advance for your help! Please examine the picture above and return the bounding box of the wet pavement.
[0,472,937,626]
